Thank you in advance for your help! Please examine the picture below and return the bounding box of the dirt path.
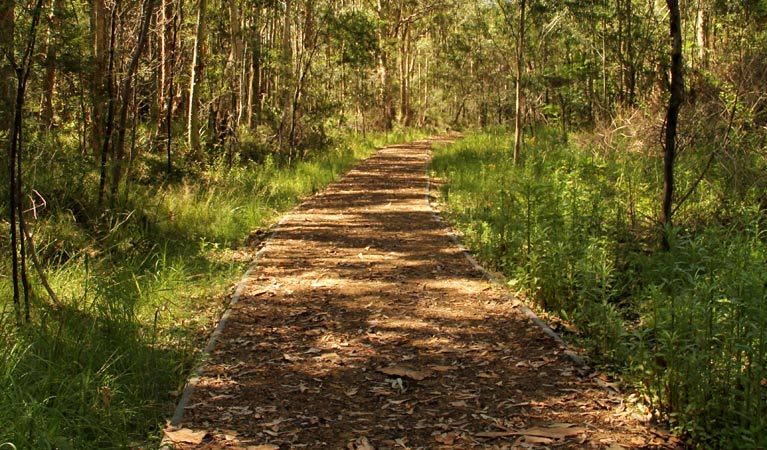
[164,138,678,450]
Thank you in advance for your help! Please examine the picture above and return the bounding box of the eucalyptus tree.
[0,0,13,134]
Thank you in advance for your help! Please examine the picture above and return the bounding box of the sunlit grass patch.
[431,129,767,449]
[0,131,415,449]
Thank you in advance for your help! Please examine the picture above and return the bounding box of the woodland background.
[2,0,767,448]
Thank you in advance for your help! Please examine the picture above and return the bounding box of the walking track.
[163,138,681,450]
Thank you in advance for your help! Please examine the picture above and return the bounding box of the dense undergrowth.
[431,129,767,449]
[0,129,425,449]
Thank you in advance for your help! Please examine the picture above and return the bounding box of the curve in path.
[164,138,677,450]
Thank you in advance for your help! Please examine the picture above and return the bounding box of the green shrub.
[432,129,767,448]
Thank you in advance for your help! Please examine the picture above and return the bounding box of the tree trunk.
[97,4,118,205]
[158,0,173,130]
[1,0,18,320]
[166,0,179,174]
[111,0,155,198]
[188,0,207,160]
[89,0,109,157]
[8,0,46,321]
[512,0,525,165]
[226,0,242,127]
[39,0,57,128]
[663,0,684,249]
[0,0,13,134]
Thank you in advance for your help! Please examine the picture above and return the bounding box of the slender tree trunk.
[227,0,242,127]
[399,23,411,126]
[9,0,46,322]
[166,0,179,173]
[90,0,109,157]
[97,4,117,205]
[0,0,13,136]
[512,0,525,165]
[696,4,709,70]
[625,0,635,105]
[1,0,19,321]
[278,0,292,159]
[111,0,155,198]
[663,0,684,249]
[158,0,172,130]
[376,0,394,131]
[40,0,57,128]
[188,0,207,160]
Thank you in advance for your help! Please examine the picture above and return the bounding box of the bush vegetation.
[0,130,424,449]
[431,128,767,448]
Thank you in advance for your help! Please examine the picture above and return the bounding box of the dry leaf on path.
[475,423,587,440]
[514,435,554,445]
[378,364,432,381]
[429,364,457,372]
[348,436,376,450]
[247,445,280,450]
[475,430,517,438]
[521,423,587,439]
[163,428,207,444]
[434,432,458,445]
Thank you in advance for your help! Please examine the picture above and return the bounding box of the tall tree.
[662,0,684,249]
[513,0,525,164]
[111,0,155,197]
[89,0,109,157]
[188,0,207,160]
[39,0,58,127]
[1,0,14,135]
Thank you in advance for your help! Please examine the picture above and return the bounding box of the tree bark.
[39,0,57,128]
[513,0,525,165]
[97,4,117,205]
[0,0,13,136]
[89,0,109,157]
[158,0,173,130]
[227,0,243,126]
[663,0,684,249]
[111,0,155,198]
[1,0,19,320]
[188,0,207,160]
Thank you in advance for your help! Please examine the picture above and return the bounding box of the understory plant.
[431,129,767,448]
[0,130,420,449]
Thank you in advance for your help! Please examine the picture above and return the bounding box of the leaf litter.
[164,138,683,449]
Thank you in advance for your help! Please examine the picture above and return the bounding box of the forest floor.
[162,137,682,450]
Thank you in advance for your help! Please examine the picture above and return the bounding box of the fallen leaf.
[515,435,554,445]
[521,423,587,439]
[348,436,376,450]
[247,445,280,450]
[434,432,458,445]
[475,431,516,438]
[429,365,457,372]
[317,352,342,362]
[163,428,207,444]
[378,364,432,381]
[477,372,498,379]
[475,423,587,441]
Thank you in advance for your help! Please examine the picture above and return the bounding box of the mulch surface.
[164,137,682,450]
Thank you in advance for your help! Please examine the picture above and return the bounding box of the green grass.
[431,128,767,449]
[0,130,426,449]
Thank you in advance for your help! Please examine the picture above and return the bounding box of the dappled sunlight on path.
[163,138,679,450]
